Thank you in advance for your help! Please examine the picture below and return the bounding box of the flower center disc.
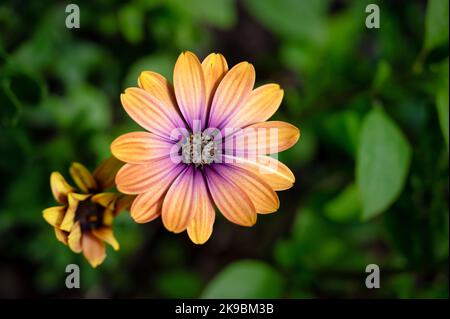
[181,132,218,167]
[76,200,104,231]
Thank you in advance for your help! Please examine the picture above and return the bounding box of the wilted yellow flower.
[43,157,133,267]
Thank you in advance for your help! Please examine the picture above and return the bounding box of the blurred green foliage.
[0,0,448,298]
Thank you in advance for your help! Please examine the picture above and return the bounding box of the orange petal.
[67,221,82,253]
[93,156,124,190]
[138,71,179,112]
[82,232,106,268]
[226,121,300,154]
[130,193,163,223]
[224,84,284,129]
[216,165,279,214]
[92,227,119,250]
[54,228,68,245]
[162,166,197,233]
[201,53,228,108]
[69,162,97,193]
[129,164,185,222]
[111,131,174,164]
[187,171,215,244]
[43,206,66,227]
[50,172,74,203]
[225,155,295,191]
[173,51,207,131]
[208,61,255,129]
[115,158,183,194]
[205,166,257,226]
[121,87,186,140]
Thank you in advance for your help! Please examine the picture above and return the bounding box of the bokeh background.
[0,0,448,298]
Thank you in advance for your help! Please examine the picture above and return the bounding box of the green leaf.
[356,108,412,220]
[424,0,449,50]
[437,86,449,151]
[324,183,362,222]
[201,260,284,298]
[118,4,144,44]
[435,59,449,151]
[372,60,392,92]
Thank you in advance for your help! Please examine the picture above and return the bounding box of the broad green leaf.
[424,0,449,50]
[357,108,412,220]
[324,183,362,222]
[201,260,284,298]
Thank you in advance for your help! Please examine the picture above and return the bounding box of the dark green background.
[0,0,448,298]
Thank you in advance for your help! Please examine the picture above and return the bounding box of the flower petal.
[111,131,174,164]
[215,165,279,214]
[103,208,114,226]
[187,171,215,244]
[224,155,295,191]
[173,51,207,131]
[60,193,90,232]
[54,228,68,245]
[68,221,82,253]
[121,87,186,140]
[82,232,106,268]
[161,166,197,233]
[201,53,228,109]
[69,162,97,193]
[130,192,163,223]
[208,61,255,129]
[138,71,180,114]
[205,166,257,226]
[226,121,300,154]
[92,227,120,250]
[128,164,186,223]
[43,206,66,227]
[115,158,184,195]
[223,84,284,130]
[91,192,117,208]
[93,156,124,190]
[50,172,74,203]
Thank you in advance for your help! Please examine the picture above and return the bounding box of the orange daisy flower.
[111,51,300,244]
[42,157,133,267]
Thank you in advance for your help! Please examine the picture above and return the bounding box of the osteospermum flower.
[111,51,300,244]
[43,157,132,267]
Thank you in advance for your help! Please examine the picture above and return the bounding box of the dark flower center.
[75,200,105,232]
[181,132,218,167]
